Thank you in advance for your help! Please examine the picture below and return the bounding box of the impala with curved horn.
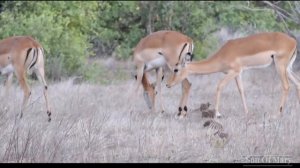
[166,32,299,118]
[130,30,194,117]
[0,36,51,121]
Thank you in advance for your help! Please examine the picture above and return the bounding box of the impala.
[166,32,300,118]
[130,30,194,117]
[0,36,51,121]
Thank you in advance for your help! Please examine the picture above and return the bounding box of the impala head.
[166,52,192,88]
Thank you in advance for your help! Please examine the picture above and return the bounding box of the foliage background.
[0,1,299,82]
[0,2,299,163]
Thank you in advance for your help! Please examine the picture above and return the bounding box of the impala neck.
[186,56,223,75]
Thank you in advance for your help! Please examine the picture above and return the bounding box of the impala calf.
[130,30,194,117]
[0,36,51,121]
[167,32,300,118]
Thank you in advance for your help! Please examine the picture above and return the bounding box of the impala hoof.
[47,111,51,117]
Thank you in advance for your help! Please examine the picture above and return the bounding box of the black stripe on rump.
[24,48,33,65]
[29,48,39,69]
[178,43,187,62]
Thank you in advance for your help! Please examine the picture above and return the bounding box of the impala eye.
[174,69,178,73]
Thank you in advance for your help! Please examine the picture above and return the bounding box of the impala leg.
[177,78,191,117]
[215,71,238,118]
[15,71,31,119]
[286,50,300,103]
[34,68,51,122]
[287,69,300,103]
[235,73,249,114]
[156,67,164,113]
[142,72,156,112]
[274,59,290,117]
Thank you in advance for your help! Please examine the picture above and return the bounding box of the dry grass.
[0,64,299,163]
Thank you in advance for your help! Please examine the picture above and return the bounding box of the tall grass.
[0,64,299,163]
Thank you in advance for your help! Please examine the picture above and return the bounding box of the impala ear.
[178,43,188,63]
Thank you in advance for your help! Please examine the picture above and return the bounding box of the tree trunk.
[147,2,153,34]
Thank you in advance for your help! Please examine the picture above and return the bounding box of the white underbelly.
[0,64,14,75]
[144,55,167,72]
[241,50,275,70]
[244,61,273,70]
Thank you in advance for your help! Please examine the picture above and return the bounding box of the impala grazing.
[166,32,300,118]
[130,30,194,117]
[0,36,51,121]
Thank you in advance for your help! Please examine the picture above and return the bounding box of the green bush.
[0,1,293,83]
[0,1,97,80]
[193,35,220,60]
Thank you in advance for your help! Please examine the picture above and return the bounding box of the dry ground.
[0,63,299,163]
